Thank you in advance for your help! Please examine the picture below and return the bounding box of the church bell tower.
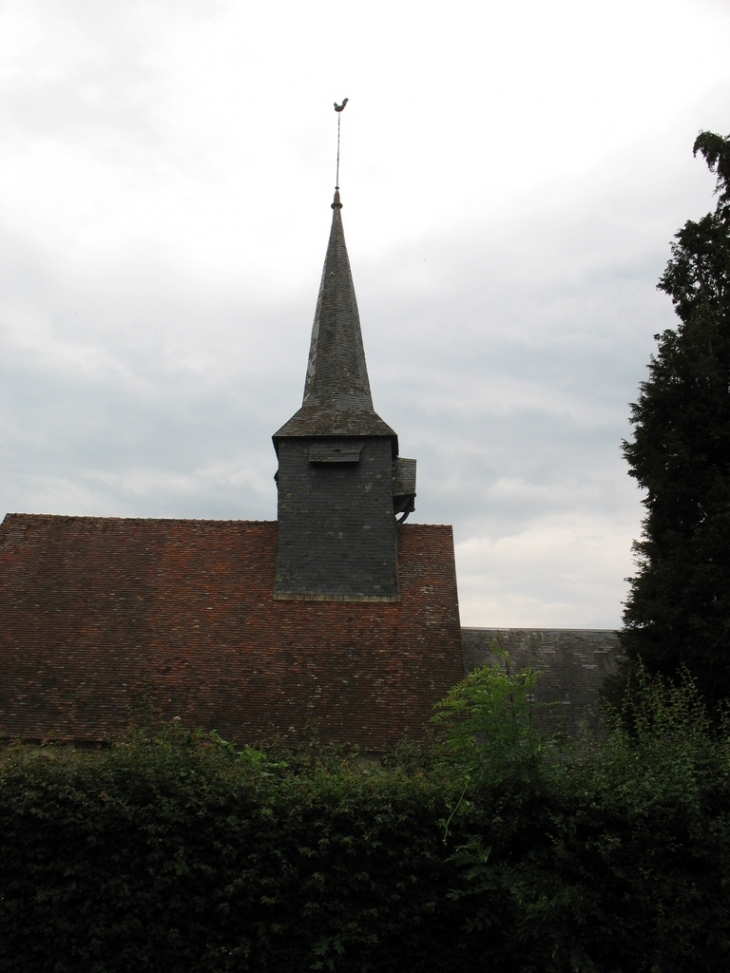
[272,190,416,601]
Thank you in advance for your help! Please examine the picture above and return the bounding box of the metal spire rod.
[333,98,348,189]
[336,112,341,189]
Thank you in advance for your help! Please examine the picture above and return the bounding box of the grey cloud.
[0,119,721,628]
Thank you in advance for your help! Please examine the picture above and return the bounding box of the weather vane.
[334,98,348,190]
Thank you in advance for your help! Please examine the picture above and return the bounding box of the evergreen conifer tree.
[609,132,730,714]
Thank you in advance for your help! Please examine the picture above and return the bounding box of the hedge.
[0,670,729,972]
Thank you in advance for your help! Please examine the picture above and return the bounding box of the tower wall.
[274,436,399,601]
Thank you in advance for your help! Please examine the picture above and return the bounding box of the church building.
[0,183,621,748]
[0,190,467,750]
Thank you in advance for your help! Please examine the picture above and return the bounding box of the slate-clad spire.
[303,190,372,409]
[272,187,415,602]
[274,192,396,441]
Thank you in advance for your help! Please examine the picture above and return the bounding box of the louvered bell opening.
[308,442,364,464]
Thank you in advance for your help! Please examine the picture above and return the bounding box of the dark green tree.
[608,131,730,714]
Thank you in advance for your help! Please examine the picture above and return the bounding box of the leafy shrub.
[1,664,729,972]
[442,661,730,972]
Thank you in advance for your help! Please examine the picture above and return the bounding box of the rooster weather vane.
[334,98,348,190]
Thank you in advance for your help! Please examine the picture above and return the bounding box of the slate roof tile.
[273,195,395,442]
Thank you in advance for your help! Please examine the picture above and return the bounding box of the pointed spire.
[274,193,396,442]
[302,191,372,411]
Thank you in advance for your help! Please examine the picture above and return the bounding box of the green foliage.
[446,665,730,973]
[612,130,730,713]
[1,674,730,973]
[0,727,464,973]
[431,649,555,788]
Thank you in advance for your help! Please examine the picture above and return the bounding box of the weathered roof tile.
[0,514,463,749]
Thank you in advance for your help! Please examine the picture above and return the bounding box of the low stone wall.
[461,628,622,740]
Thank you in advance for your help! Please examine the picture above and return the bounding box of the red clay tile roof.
[0,515,463,749]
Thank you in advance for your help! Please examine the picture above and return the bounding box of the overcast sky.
[1,0,729,627]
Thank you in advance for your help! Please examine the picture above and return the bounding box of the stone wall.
[461,627,622,739]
